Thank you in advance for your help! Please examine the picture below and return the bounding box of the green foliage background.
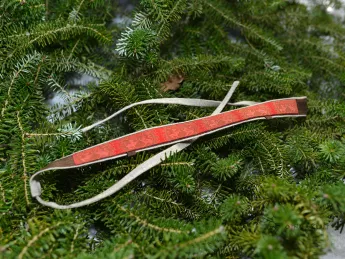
[1,0,345,258]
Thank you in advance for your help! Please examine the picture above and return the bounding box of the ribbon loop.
[29,81,307,209]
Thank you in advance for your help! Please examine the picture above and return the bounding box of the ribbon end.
[42,155,75,170]
[30,179,42,197]
[296,98,308,116]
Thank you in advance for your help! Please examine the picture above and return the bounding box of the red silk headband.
[30,81,308,209]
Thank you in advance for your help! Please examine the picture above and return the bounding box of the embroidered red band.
[67,98,305,166]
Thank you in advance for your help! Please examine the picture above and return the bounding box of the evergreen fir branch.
[0,52,41,120]
[295,199,327,230]
[153,221,226,258]
[244,131,290,176]
[47,75,72,100]
[117,205,186,234]
[0,182,5,204]
[70,224,81,253]
[55,123,83,142]
[177,226,224,248]
[284,130,318,172]
[74,235,140,258]
[155,0,187,40]
[17,222,64,259]
[50,54,112,80]
[242,69,310,94]
[116,27,158,60]
[16,111,30,206]
[28,23,110,46]
[203,0,283,51]
[132,12,152,29]
[48,91,90,122]
[225,226,260,256]
[2,22,110,70]
[33,55,45,85]
[68,0,88,24]
[219,195,249,222]
[154,55,244,83]
[320,183,345,214]
[140,0,168,22]
[68,39,81,61]
[210,154,243,181]
[140,189,200,220]
[319,140,344,164]
[200,123,266,150]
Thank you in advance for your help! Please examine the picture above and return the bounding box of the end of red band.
[296,98,308,115]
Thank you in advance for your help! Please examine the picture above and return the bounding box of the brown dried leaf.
[160,74,184,92]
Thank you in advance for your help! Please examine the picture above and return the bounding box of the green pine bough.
[0,0,345,258]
